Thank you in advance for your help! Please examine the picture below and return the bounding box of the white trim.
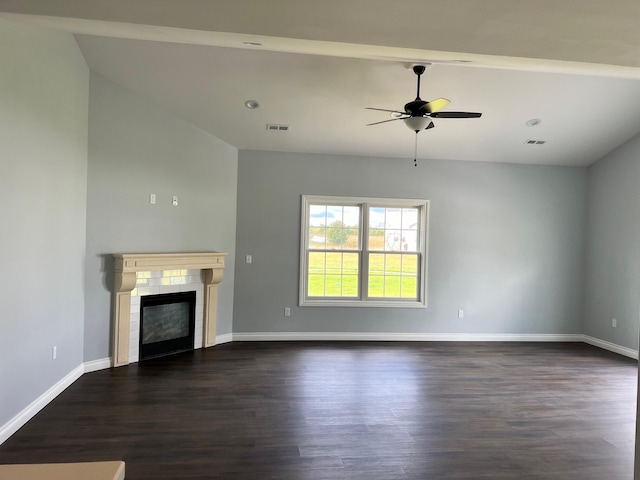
[215,333,233,345]
[84,357,112,373]
[582,335,638,359]
[232,332,584,342]
[0,364,84,445]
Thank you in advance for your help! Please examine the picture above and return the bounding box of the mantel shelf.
[114,252,226,273]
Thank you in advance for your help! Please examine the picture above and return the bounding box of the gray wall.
[234,150,587,335]
[0,20,88,426]
[84,73,238,362]
[583,134,640,350]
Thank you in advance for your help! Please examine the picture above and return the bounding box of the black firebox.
[139,290,196,361]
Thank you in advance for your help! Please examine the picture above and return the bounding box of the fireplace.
[139,291,196,361]
[112,252,226,367]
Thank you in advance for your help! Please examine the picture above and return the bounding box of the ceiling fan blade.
[365,107,407,115]
[366,117,406,126]
[425,121,435,130]
[420,98,450,114]
[430,111,482,118]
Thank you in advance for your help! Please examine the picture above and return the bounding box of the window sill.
[300,299,427,309]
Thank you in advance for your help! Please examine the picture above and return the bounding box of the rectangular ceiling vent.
[525,139,546,145]
[266,124,290,131]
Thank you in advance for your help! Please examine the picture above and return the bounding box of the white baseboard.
[0,364,84,445]
[582,335,638,359]
[232,332,584,343]
[84,357,112,373]
[215,333,233,345]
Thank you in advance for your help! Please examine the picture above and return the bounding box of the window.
[300,195,429,307]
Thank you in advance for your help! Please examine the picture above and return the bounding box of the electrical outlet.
[52,346,57,360]
[284,307,291,317]
[246,255,252,264]
[149,193,156,204]
[172,196,178,206]
[612,318,617,328]
[458,309,464,319]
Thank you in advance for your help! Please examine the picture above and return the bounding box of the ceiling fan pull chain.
[414,131,418,167]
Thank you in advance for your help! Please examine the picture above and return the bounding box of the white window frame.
[299,195,429,308]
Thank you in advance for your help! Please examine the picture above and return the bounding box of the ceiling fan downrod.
[413,65,426,100]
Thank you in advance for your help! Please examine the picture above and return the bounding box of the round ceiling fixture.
[404,116,431,132]
[526,118,542,127]
[244,100,260,110]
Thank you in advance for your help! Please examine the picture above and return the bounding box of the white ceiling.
[3,0,640,167]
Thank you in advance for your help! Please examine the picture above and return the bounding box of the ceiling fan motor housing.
[405,100,429,115]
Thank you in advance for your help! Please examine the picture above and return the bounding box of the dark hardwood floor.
[0,342,637,479]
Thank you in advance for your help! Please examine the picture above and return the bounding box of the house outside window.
[300,195,429,308]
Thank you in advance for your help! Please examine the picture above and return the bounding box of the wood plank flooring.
[0,342,637,479]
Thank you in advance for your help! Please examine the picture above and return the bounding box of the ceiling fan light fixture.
[404,116,431,132]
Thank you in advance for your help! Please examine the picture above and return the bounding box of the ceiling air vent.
[525,139,546,145]
[266,124,290,131]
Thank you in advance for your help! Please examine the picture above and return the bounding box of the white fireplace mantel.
[112,252,226,367]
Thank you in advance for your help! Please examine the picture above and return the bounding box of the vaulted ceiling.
[3,0,640,166]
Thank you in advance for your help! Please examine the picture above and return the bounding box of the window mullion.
[361,203,369,300]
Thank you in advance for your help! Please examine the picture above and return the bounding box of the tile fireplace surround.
[112,252,226,367]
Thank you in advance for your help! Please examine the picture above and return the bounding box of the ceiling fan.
[366,64,482,166]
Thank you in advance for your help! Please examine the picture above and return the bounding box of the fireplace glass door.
[139,291,196,360]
